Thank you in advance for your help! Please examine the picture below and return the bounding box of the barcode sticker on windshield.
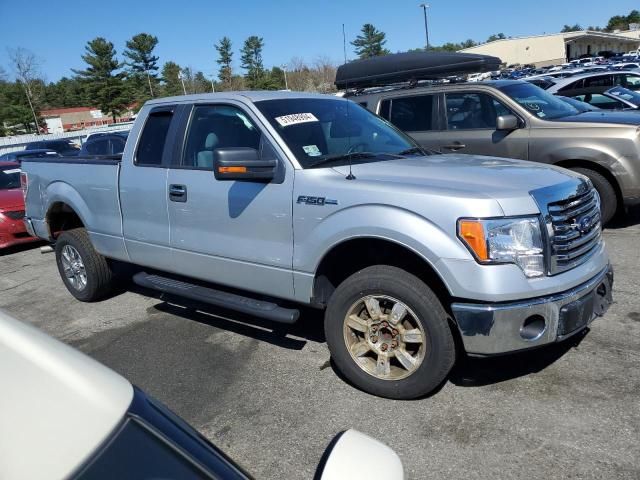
[2,169,20,174]
[275,113,318,127]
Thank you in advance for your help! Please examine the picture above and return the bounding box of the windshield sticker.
[2,169,20,174]
[275,113,318,127]
[537,112,546,118]
[302,145,322,157]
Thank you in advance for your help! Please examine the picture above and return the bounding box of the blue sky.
[0,0,638,82]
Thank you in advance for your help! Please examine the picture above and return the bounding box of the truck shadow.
[607,205,640,229]
[448,329,588,387]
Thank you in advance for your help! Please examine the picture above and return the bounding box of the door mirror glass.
[315,430,404,480]
[213,147,276,182]
[496,114,519,131]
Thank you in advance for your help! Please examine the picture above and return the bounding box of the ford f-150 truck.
[21,91,613,399]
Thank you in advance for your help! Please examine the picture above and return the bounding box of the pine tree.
[123,33,160,98]
[73,37,130,122]
[215,37,233,87]
[351,24,390,59]
[160,61,184,96]
[241,36,265,89]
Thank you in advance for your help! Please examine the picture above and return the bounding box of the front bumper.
[451,265,613,356]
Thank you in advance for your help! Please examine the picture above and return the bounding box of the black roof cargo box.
[335,51,502,89]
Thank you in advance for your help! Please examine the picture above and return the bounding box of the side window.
[576,93,624,110]
[446,93,497,130]
[492,99,512,117]
[387,95,434,132]
[136,108,174,166]
[379,99,391,119]
[583,75,612,88]
[182,105,261,169]
[85,139,109,155]
[558,79,583,93]
[111,138,126,155]
[624,74,640,90]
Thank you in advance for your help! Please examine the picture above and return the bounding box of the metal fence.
[0,122,134,154]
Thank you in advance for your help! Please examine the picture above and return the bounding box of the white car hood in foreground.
[0,310,133,480]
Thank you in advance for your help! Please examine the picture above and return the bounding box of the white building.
[460,30,640,67]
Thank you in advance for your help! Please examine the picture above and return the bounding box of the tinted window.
[0,165,21,190]
[136,109,174,166]
[558,79,584,92]
[379,99,391,119]
[624,74,640,90]
[111,137,126,154]
[182,105,261,169]
[583,75,613,88]
[85,139,110,155]
[574,93,625,110]
[75,419,209,479]
[446,93,498,130]
[388,95,434,131]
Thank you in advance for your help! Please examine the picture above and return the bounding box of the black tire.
[55,228,114,302]
[324,266,455,399]
[571,167,618,225]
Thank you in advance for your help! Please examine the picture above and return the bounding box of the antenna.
[343,23,356,181]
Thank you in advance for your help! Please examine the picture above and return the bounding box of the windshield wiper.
[306,152,381,168]
[397,146,439,156]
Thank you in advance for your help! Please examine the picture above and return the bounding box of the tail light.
[20,172,28,202]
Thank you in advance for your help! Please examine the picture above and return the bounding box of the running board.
[133,272,300,324]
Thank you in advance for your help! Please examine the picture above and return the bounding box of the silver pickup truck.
[22,91,613,399]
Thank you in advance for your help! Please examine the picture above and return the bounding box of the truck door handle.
[169,184,187,203]
[442,142,466,151]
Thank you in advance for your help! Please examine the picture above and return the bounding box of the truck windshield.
[0,166,21,190]
[255,98,419,168]
[498,82,580,120]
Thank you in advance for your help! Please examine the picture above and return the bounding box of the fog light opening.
[520,315,546,341]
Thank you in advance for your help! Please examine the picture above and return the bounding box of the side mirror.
[496,114,519,131]
[213,147,276,182]
[315,430,404,480]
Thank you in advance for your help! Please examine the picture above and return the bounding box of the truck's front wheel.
[325,266,455,399]
[55,228,115,302]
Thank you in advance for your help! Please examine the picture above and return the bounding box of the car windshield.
[0,166,21,190]
[498,82,580,119]
[607,86,640,107]
[254,97,419,168]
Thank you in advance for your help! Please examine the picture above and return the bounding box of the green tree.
[215,36,233,87]
[44,77,87,108]
[160,61,184,96]
[486,33,506,42]
[241,36,265,88]
[123,33,160,98]
[0,81,42,134]
[561,24,583,32]
[351,24,390,59]
[73,37,131,122]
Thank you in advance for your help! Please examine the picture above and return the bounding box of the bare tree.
[8,47,42,134]
[0,65,7,82]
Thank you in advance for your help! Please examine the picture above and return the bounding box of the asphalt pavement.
[1,209,639,479]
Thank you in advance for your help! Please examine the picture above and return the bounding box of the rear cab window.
[378,95,436,132]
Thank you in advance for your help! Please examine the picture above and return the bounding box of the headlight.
[458,217,545,278]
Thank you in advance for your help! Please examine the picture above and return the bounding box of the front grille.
[4,210,25,220]
[547,188,602,274]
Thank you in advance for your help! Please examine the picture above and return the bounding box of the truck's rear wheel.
[55,228,114,302]
[324,266,455,399]
[570,167,617,225]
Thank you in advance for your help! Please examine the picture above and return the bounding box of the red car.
[0,162,38,249]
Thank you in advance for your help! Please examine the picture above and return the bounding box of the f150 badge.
[297,196,338,206]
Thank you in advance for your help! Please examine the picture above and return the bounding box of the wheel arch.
[554,159,623,209]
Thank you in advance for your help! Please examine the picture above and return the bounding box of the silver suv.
[354,80,640,224]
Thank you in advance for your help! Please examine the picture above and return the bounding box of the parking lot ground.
[1,209,639,480]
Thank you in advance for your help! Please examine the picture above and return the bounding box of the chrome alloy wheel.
[61,244,87,291]
[343,295,427,381]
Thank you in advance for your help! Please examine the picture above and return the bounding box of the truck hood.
[0,188,24,210]
[331,154,580,216]
[553,111,640,126]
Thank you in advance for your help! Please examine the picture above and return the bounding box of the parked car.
[557,95,602,112]
[564,86,640,111]
[0,162,38,249]
[0,309,404,480]
[545,71,640,96]
[0,148,60,163]
[22,88,613,399]
[356,77,640,223]
[25,138,80,156]
[79,131,129,156]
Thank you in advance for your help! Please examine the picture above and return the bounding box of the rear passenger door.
[165,102,295,299]
[119,105,177,271]
[378,93,444,151]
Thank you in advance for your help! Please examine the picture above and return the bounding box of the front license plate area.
[558,292,595,337]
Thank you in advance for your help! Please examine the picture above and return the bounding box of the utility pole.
[281,64,289,90]
[419,3,430,50]
[178,70,187,95]
[209,74,216,93]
